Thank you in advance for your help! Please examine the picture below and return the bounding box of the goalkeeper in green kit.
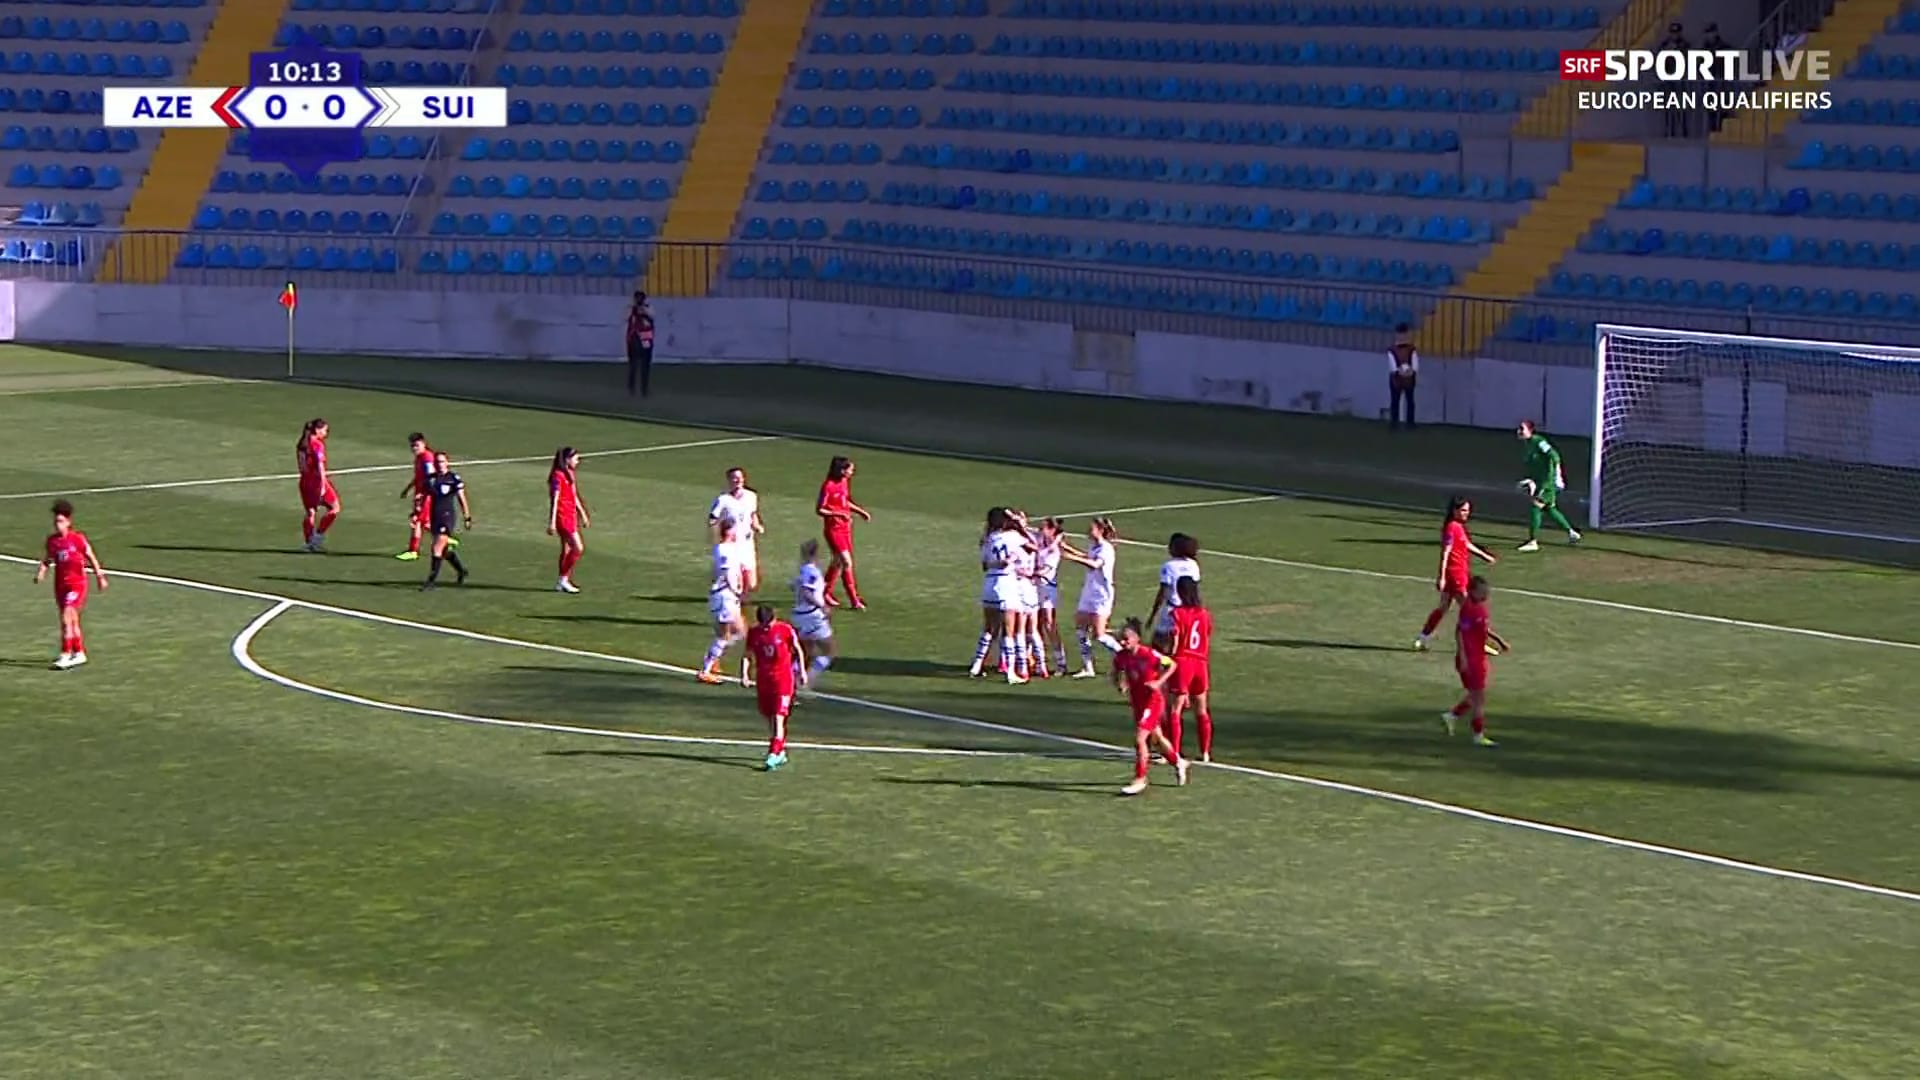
[1515,420,1582,552]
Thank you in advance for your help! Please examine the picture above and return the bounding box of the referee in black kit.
[420,450,471,590]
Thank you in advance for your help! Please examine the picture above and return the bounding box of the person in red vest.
[626,290,655,397]
[1388,322,1419,430]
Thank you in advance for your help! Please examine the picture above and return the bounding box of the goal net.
[1591,324,1920,545]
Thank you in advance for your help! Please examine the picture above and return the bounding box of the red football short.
[757,684,794,721]
[1168,657,1209,696]
[824,523,853,553]
[301,481,339,510]
[555,514,579,537]
[1133,697,1166,732]
[54,582,86,610]
[1443,576,1470,600]
[411,497,430,527]
[1457,658,1488,692]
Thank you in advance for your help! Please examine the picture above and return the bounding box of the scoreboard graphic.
[102,43,506,177]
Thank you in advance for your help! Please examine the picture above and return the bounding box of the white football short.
[793,607,832,641]
[709,588,742,625]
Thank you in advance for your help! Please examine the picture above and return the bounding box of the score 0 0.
[230,86,379,129]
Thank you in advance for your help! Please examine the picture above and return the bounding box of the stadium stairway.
[1713,0,1906,145]
[1419,140,1643,353]
[99,0,286,284]
[1514,0,1675,136]
[647,0,812,296]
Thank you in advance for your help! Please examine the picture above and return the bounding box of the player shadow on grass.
[545,748,762,771]
[629,593,707,605]
[828,656,952,677]
[259,574,557,593]
[874,776,1117,797]
[1234,636,1403,653]
[524,613,706,629]
[134,543,391,559]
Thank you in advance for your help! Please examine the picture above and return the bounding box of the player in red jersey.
[547,446,591,593]
[1111,618,1190,796]
[295,418,340,552]
[744,605,805,772]
[815,455,871,610]
[1443,575,1509,747]
[1414,495,1497,651]
[395,432,454,561]
[34,499,108,670]
[1166,576,1215,763]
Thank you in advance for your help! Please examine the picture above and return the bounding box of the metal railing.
[6,228,1919,358]
[391,0,513,236]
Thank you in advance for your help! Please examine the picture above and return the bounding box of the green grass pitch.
[0,345,1917,1079]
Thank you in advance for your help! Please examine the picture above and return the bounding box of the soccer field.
[1,345,1916,1079]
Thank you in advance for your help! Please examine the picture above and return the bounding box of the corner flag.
[278,281,297,376]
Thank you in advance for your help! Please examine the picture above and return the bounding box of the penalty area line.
[0,435,779,502]
[231,600,1026,761]
[2,553,1916,907]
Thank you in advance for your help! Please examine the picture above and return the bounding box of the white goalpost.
[1590,323,1920,545]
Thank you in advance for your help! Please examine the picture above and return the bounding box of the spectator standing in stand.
[1388,323,1419,430]
[1659,22,1692,137]
[626,290,655,397]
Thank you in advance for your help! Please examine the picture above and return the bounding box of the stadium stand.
[10,0,1920,351]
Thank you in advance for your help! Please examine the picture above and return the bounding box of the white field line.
[1106,537,1920,652]
[1046,494,1282,518]
[0,376,270,397]
[5,552,1917,907]
[231,600,1025,761]
[0,435,778,502]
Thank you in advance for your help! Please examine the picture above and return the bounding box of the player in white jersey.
[708,467,765,594]
[1007,510,1047,679]
[968,507,1030,684]
[1060,516,1123,677]
[1032,517,1069,678]
[697,513,749,685]
[790,539,835,688]
[1146,531,1201,651]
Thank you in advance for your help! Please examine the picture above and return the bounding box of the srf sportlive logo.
[1559,49,1831,82]
[1559,49,1833,112]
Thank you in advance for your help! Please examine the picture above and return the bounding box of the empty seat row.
[506,27,726,53]
[194,206,407,235]
[1808,97,1920,128]
[950,69,1523,112]
[176,243,400,273]
[0,87,104,113]
[1583,225,1920,270]
[1542,274,1920,320]
[1622,181,1920,221]
[933,106,1463,151]
[502,99,701,127]
[362,59,471,83]
[1003,0,1601,29]
[277,24,489,50]
[823,0,989,14]
[874,182,1498,241]
[14,0,201,7]
[0,239,87,265]
[1848,52,1920,80]
[497,62,711,87]
[1,125,138,152]
[781,103,922,129]
[766,141,885,166]
[15,200,104,226]
[741,216,829,241]
[901,143,1537,199]
[0,17,191,43]
[214,170,427,196]
[833,218,1462,286]
[1789,141,1920,172]
[228,132,428,158]
[293,0,475,10]
[429,212,657,238]
[460,135,686,162]
[754,178,873,202]
[0,51,174,78]
[793,66,938,91]
[808,31,977,55]
[7,163,121,189]
[418,249,646,277]
[448,173,673,199]
[523,0,739,15]
[984,34,1558,72]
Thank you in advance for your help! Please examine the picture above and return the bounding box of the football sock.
[770,735,786,756]
[997,637,1015,676]
[1420,606,1446,636]
[1053,644,1068,673]
[71,630,83,653]
[445,550,465,577]
[1097,632,1122,653]
[1164,711,1183,760]
[61,632,76,654]
[302,518,314,543]
[1471,713,1486,736]
[703,638,727,671]
[1545,506,1575,533]
[316,510,338,535]
[1451,699,1470,717]
[842,565,862,603]
[1077,629,1093,667]
[810,655,832,674]
[972,632,994,669]
[1197,711,1213,757]
[1134,748,1150,780]
[427,555,443,581]
[1527,505,1543,539]
[823,563,842,598]
[1027,632,1047,675]
[407,531,421,554]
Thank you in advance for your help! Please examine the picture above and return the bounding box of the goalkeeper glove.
[1518,479,1538,496]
